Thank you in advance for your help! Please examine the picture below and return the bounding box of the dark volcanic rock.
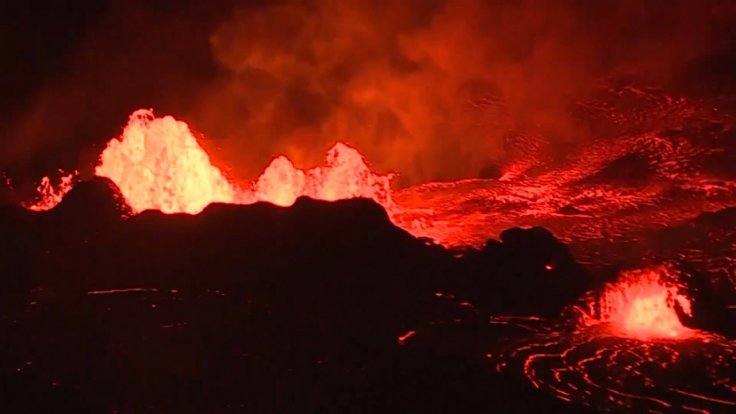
[579,151,654,185]
[0,178,132,302]
[0,188,595,413]
[458,227,592,316]
[556,204,587,215]
[50,176,132,220]
[478,163,502,179]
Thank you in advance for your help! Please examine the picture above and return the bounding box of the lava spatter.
[24,171,78,211]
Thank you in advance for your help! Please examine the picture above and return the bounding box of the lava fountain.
[587,266,695,340]
[95,110,393,213]
[28,109,394,215]
[489,265,735,412]
[24,171,78,211]
[95,109,238,214]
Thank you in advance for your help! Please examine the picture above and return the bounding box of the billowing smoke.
[2,0,735,189]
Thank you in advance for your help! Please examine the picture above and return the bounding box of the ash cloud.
[2,0,735,187]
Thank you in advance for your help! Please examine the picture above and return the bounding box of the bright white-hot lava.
[94,109,393,214]
[95,109,238,214]
[253,143,393,208]
[588,266,695,340]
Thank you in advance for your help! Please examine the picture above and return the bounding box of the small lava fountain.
[490,265,736,412]
[587,266,695,340]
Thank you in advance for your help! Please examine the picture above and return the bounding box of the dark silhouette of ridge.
[0,180,692,413]
[49,176,132,219]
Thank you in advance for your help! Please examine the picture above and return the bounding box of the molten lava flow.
[95,109,238,214]
[590,266,694,340]
[24,172,77,211]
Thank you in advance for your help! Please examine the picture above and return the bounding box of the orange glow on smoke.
[591,266,695,340]
[88,109,392,214]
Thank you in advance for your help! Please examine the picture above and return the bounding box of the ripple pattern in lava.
[391,88,736,256]
[489,317,736,413]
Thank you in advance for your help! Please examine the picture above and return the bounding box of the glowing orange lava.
[590,266,695,340]
[24,172,77,211]
[95,109,238,214]
[89,109,393,214]
[254,143,393,208]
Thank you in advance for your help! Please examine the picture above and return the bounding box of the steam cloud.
[2,0,735,188]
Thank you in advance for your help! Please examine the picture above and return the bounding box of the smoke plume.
[2,0,735,187]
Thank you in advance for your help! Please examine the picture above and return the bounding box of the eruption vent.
[591,266,694,340]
